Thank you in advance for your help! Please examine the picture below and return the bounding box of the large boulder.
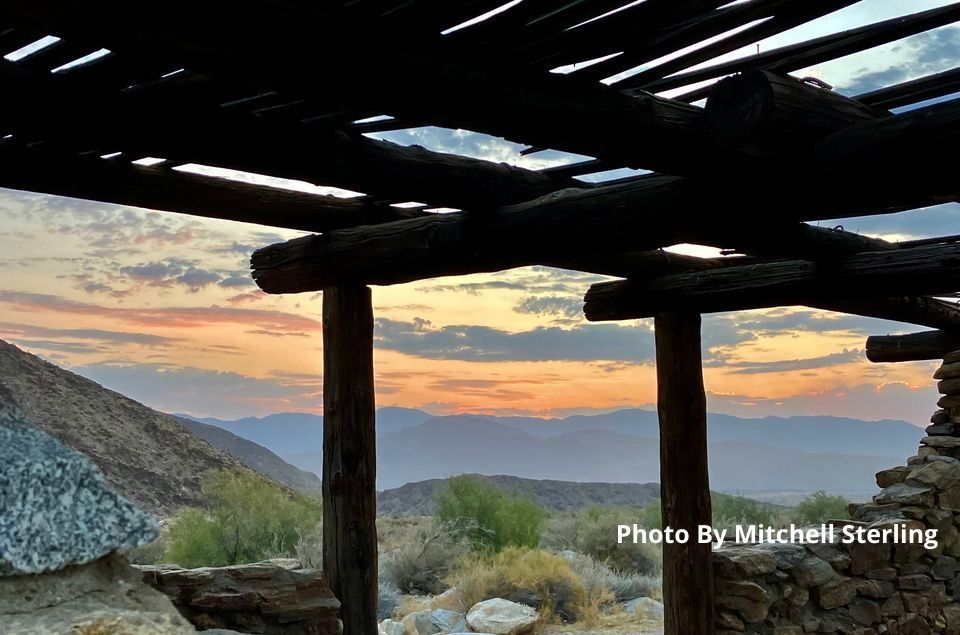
[0,397,159,574]
[466,598,538,635]
[0,552,194,633]
[137,559,341,634]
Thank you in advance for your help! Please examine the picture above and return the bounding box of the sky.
[1,1,958,423]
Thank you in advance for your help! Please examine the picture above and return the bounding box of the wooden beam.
[867,330,960,363]
[583,242,960,321]
[252,99,960,292]
[0,2,708,173]
[322,285,378,635]
[0,59,582,211]
[855,66,960,111]
[655,312,713,635]
[705,70,888,155]
[637,3,960,99]
[0,143,426,232]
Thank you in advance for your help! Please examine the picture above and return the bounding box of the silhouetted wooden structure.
[1,2,959,632]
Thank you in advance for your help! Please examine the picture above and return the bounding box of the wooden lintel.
[866,330,960,363]
[584,241,960,321]
[655,312,713,634]
[322,285,378,634]
[0,144,426,232]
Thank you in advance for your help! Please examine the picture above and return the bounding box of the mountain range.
[186,406,924,493]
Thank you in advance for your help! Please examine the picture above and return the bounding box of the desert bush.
[790,490,849,525]
[164,469,322,568]
[447,547,585,622]
[295,521,323,568]
[712,492,778,529]
[565,552,661,603]
[379,517,466,595]
[435,475,547,552]
[544,506,661,575]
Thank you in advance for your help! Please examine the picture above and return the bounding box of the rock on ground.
[0,552,194,634]
[137,558,341,634]
[466,598,539,635]
[0,396,158,575]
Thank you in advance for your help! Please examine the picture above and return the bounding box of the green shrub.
[542,506,662,575]
[435,475,547,552]
[790,490,849,525]
[712,493,778,529]
[164,469,322,568]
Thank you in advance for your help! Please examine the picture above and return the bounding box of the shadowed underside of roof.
[0,0,958,353]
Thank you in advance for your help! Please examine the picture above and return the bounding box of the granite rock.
[0,398,158,575]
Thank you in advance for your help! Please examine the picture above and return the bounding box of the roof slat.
[643,3,960,101]
[856,66,960,110]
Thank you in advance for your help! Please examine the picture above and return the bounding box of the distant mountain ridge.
[186,407,921,492]
[378,474,661,516]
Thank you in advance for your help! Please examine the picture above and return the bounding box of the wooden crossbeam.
[635,3,960,99]
[856,66,960,111]
[0,60,580,212]
[251,100,960,292]
[867,330,960,363]
[0,144,427,232]
[583,241,960,321]
[0,2,708,173]
[605,0,860,90]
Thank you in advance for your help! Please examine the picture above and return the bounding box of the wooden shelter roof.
[1,0,959,349]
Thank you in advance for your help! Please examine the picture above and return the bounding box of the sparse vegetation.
[435,474,547,552]
[164,469,322,568]
[542,505,662,575]
[790,490,849,525]
[712,492,778,530]
[379,516,467,595]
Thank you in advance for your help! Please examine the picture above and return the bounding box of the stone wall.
[713,351,960,634]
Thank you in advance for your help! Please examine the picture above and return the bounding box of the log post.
[655,312,713,634]
[322,286,378,635]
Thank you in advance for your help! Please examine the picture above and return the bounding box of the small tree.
[791,490,849,525]
[164,469,322,568]
[435,475,546,552]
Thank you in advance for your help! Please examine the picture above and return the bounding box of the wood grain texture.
[655,312,713,635]
[867,331,960,363]
[584,242,960,320]
[322,286,377,635]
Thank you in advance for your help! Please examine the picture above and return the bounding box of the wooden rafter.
[867,330,960,363]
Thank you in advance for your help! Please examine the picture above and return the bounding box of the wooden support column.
[655,312,713,634]
[322,286,377,635]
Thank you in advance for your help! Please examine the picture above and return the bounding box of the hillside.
[377,474,661,516]
[178,417,321,495]
[0,340,314,516]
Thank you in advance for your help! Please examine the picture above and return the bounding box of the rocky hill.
[0,340,313,516]
[178,418,321,495]
[377,474,661,516]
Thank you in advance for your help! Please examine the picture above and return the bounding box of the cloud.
[0,321,179,346]
[74,362,324,419]
[838,26,960,96]
[514,296,583,319]
[0,290,320,333]
[720,349,863,374]
[375,317,657,362]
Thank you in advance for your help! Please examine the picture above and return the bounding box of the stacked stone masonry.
[713,350,960,634]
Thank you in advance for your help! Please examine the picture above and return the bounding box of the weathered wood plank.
[322,285,378,635]
[583,242,960,321]
[705,70,888,155]
[0,1,708,172]
[251,99,960,292]
[0,144,426,232]
[0,59,582,211]
[855,66,960,111]
[867,330,960,363]
[655,312,713,635]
